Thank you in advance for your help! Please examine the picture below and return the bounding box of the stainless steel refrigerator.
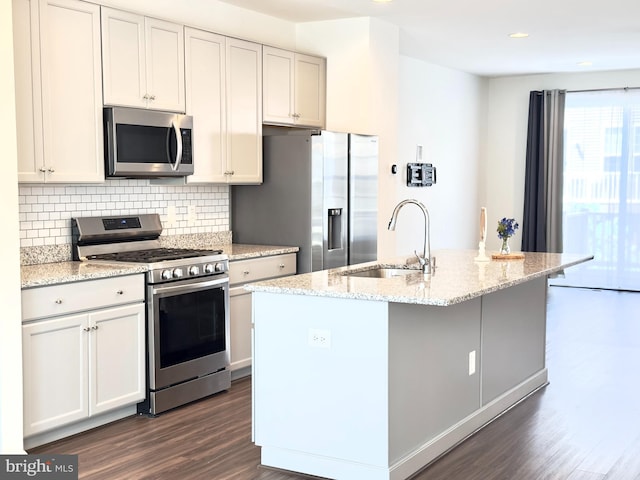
[232,129,378,273]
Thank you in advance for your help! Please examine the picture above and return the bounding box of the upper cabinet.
[185,32,262,184]
[263,46,326,128]
[13,0,104,183]
[13,3,318,185]
[225,38,263,184]
[101,7,185,113]
[184,28,226,184]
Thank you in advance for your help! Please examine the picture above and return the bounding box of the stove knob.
[161,269,172,280]
[204,263,215,274]
[189,266,200,276]
[172,268,184,279]
[214,262,225,272]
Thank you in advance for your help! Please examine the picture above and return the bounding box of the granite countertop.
[21,262,148,289]
[217,244,299,261]
[20,243,299,289]
[245,250,594,306]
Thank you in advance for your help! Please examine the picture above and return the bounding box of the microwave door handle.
[170,118,183,171]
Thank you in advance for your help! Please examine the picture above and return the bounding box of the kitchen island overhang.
[247,250,593,480]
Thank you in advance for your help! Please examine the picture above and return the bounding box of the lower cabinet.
[229,253,296,376]
[229,286,252,372]
[21,275,145,439]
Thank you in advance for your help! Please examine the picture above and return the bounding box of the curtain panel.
[522,89,566,252]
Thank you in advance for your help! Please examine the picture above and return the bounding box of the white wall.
[485,69,640,251]
[1,0,25,454]
[395,57,488,256]
[296,18,399,259]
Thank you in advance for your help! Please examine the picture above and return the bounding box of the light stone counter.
[217,244,299,261]
[21,244,298,289]
[21,262,147,289]
[246,250,593,306]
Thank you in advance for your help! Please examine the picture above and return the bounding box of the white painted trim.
[1,0,25,455]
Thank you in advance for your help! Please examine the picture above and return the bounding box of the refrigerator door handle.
[327,208,343,251]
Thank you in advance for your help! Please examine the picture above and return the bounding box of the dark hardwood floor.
[31,286,640,479]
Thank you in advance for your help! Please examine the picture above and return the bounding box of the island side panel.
[481,276,548,405]
[388,298,481,467]
[252,292,392,477]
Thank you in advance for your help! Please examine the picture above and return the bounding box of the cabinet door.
[226,38,262,184]
[185,27,226,183]
[89,303,145,415]
[22,314,88,436]
[12,0,45,182]
[39,0,104,183]
[229,287,253,372]
[262,46,294,125]
[145,17,185,112]
[101,7,146,109]
[228,253,296,376]
[295,53,326,128]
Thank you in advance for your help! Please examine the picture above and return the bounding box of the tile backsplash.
[19,179,230,248]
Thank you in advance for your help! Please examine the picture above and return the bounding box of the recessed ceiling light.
[577,61,593,67]
[372,0,393,3]
[508,32,529,39]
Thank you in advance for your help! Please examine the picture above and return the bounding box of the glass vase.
[500,237,511,255]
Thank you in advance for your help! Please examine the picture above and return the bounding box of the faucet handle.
[415,251,436,275]
[414,250,427,267]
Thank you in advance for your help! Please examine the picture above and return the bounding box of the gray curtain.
[522,89,566,252]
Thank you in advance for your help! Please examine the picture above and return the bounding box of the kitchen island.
[247,250,593,480]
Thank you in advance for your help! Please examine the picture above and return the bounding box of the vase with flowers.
[497,217,519,255]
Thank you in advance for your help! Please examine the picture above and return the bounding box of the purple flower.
[497,217,519,239]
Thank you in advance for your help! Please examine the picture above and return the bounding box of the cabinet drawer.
[229,253,296,286]
[22,274,145,322]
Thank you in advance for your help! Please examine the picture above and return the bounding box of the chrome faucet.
[388,199,434,275]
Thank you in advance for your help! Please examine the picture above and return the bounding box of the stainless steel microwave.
[104,107,194,178]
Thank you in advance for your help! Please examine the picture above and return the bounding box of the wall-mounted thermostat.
[407,163,436,187]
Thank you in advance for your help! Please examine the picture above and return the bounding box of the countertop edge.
[225,245,299,261]
[245,252,594,306]
[21,264,148,289]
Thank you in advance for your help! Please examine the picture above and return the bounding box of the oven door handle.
[151,276,228,296]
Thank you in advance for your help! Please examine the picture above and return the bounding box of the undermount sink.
[343,267,421,278]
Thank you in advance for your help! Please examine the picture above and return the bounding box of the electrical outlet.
[469,350,476,376]
[187,204,196,226]
[308,328,331,349]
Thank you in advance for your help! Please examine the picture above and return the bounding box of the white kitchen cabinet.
[21,275,145,437]
[229,286,252,373]
[263,46,326,128]
[101,7,185,112]
[225,38,263,184]
[229,254,296,376]
[185,33,262,184]
[12,0,104,183]
[184,27,226,184]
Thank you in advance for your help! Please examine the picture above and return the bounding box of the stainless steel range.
[72,214,231,415]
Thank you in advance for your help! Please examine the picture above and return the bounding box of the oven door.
[148,274,229,391]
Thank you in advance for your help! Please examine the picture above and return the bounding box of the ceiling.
[219,0,640,77]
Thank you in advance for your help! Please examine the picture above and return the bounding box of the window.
[558,89,640,291]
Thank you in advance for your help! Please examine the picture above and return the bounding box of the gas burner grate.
[89,248,223,263]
